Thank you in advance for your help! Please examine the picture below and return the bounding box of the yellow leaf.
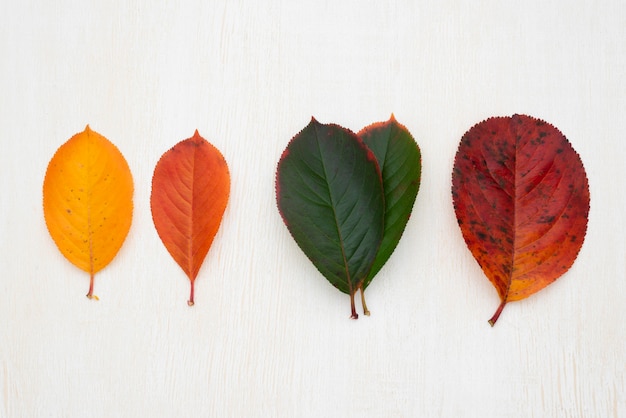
[43,126,134,299]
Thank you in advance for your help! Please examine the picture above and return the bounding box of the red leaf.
[452,115,590,325]
[150,131,230,306]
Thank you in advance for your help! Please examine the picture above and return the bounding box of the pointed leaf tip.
[190,130,204,144]
[308,117,322,129]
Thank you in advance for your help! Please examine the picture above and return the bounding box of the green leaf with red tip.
[276,118,384,318]
[451,114,590,326]
[358,116,422,290]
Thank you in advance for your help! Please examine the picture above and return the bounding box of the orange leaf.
[451,115,590,325]
[150,131,230,306]
[43,126,134,300]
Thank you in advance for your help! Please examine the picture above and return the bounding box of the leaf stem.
[86,272,99,300]
[349,292,358,319]
[360,287,370,316]
[188,280,195,306]
[488,300,507,326]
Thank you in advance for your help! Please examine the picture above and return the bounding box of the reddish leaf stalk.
[488,300,507,326]
[86,272,98,300]
[86,272,94,298]
[350,292,358,319]
[188,280,195,306]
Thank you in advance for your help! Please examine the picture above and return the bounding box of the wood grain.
[0,1,624,417]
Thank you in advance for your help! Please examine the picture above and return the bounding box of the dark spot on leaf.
[501,263,511,275]
[537,215,555,224]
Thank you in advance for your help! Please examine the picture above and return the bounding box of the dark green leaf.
[359,115,422,289]
[276,118,385,318]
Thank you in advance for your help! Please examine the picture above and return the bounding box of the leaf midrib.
[508,123,519,303]
[187,147,198,279]
[314,125,354,295]
[86,132,95,277]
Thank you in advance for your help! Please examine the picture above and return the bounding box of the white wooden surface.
[1,1,624,417]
